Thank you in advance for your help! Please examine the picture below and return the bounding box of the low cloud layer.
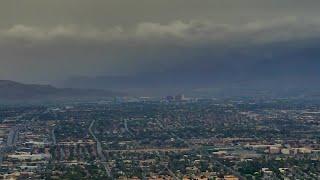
[2,16,320,44]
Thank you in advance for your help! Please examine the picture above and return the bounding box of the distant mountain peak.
[0,80,123,103]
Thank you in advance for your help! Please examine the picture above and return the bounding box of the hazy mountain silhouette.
[61,39,320,97]
[0,80,123,103]
[62,60,320,97]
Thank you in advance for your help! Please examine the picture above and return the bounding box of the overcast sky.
[0,0,319,84]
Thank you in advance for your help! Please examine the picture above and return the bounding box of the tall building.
[174,94,185,101]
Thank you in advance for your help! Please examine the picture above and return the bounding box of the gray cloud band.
[1,17,319,45]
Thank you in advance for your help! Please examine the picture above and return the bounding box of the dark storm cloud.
[0,0,319,83]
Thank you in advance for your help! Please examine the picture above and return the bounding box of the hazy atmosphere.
[0,0,319,97]
[1,2,320,179]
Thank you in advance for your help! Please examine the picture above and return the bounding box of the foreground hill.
[0,80,123,103]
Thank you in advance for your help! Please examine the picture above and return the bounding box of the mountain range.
[0,80,122,103]
[61,58,320,97]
